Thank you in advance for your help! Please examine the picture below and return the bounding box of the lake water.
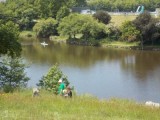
[22,39,160,102]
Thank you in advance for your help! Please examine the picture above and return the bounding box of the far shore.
[19,31,160,51]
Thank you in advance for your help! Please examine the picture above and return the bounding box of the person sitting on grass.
[66,86,72,98]
[58,79,65,96]
[63,86,72,98]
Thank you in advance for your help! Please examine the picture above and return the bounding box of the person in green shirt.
[58,79,65,95]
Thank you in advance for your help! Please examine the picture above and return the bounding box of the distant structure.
[145,101,160,108]
[0,0,6,2]
[155,8,160,17]
[136,5,145,13]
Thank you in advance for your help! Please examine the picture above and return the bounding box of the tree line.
[87,0,160,12]
[0,0,160,31]
[0,0,160,46]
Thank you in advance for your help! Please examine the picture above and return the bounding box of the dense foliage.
[0,21,21,57]
[93,10,111,24]
[0,0,160,46]
[0,0,86,30]
[0,56,30,93]
[88,0,160,12]
[120,21,141,42]
[38,64,69,95]
[0,0,159,30]
[133,11,160,45]
[33,18,58,38]
[58,14,105,41]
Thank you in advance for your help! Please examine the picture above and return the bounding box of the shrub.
[0,56,30,93]
[120,21,141,42]
[133,11,160,45]
[33,18,58,38]
[105,24,120,40]
[93,10,111,25]
[37,64,69,95]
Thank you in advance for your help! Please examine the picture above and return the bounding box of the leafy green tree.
[0,21,21,57]
[16,7,39,30]
[58,14,105,40]
[93,10,111,25]
[58,14,83,39]
[80,15,104,40]
[87,0,110,11]
[73,0,87,7]
[33,18,58,38]
[37,64,69,95]
[36,0,73,18]
[0,56,30,93]
[105,23,120,40]
[120,21,141,42]
[56,6,70,22]
[133,11,159,46]
[87,0,160,11]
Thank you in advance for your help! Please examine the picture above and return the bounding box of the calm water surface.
[22,39,160,102]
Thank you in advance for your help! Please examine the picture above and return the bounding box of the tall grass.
[19,31,36,39]
[100,41,140,48]
[0,90,160,120]
[111,15,137,27]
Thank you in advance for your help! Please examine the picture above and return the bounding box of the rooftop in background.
[0,0,6,2]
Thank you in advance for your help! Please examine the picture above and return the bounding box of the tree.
[37,64,69,95]
[133,11,159,46]
[120,21,141,42]
[0,21,21,57]
[58,14,84,39]
[80,15,104,40]
[56,6,70,22]
[105,23,120,40]
[58,14,105,40]
[33,18,58,38]
[36,0,72,18]
[0,56,30,93]
[73,0,87,7]
[87,0,160,12]
[16,7,39,30]
[93,10,111,25]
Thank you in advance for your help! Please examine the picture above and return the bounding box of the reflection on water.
[22,39,160,102]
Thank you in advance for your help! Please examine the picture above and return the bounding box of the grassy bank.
[19,31,160,51]
[0,90,160,120]
[100,41,139,48]
[19,31,36,40]
[111,15,137,27]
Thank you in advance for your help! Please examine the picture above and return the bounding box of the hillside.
[0,90,160,120]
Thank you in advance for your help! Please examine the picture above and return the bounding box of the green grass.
[111,15,137,27]
[19,31,36,39]
[50,34,83,42]
[0,90,160,120]
[100,40,140,48]
[50,35,68,42]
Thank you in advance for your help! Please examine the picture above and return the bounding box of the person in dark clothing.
[67,86,72,98]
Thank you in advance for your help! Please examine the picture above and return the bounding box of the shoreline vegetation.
[19,30,160,51]
[0,89,160,120]
[19,14,160,51]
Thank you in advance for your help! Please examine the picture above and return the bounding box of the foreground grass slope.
[0,90,160,120]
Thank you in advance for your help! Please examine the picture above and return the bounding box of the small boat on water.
[40,42,48,46]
